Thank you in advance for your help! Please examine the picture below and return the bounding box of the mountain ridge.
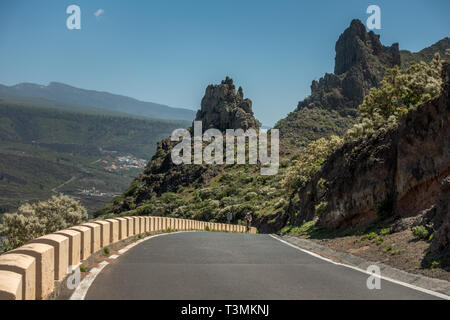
[0,81,196,122]
[275,20,448,156]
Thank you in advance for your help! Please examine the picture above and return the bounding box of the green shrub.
[244,192,258,201]
[103,247,110,256]
[360,232,378,242]
[283,221,317,237]
[345,54,443,142]
[379,228,392,236]
[282,136,343,192]
[0,194,88,249]
[274,198,287,209]
[390,249,402,255]
[430,261,441,269]
[314,202,328,216]
[80,265,87,273]
[412,226,429,240]
[375,237,384,246]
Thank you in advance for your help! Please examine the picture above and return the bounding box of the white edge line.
[68,231,192,300]
[269,234,450,300]
[70,261,109,300]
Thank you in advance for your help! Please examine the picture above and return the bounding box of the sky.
[0,0,449,126]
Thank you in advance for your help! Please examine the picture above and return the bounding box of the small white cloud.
[94,9,104,18]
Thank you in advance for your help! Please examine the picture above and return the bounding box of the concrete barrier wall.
[93,221,110,247]
[8,243,54,300]
[55,229,80,269]
[0,216,256,300]
[105,219,119,243]
[0,253,35,300]
[118,217,127,238]
[70,226,91,261]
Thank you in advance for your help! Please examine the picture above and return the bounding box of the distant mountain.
[400,37,450,68]
[0,82,196,122]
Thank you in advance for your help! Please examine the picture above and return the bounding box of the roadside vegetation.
[0,194,87,251]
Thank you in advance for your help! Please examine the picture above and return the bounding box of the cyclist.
[245,212,253,232]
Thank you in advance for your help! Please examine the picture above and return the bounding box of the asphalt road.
[85,232,440,300]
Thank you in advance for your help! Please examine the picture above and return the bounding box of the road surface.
[85,232,440,300]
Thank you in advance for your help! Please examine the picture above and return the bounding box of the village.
[101,154,147,172]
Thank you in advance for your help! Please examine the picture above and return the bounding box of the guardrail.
[0,216,257,300]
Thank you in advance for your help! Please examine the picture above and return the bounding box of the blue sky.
[0,0,448,126]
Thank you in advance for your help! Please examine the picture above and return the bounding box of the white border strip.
[269,234,450,300]
[69,231,192,300]
[70,261,109,300]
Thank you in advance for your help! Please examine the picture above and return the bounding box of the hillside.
[275,21,449,157]
[77,19,450,280]
[94,77,290,231]
[0,81,196,122]
[400,37,450,68]
[97,20,450,230]
[275,20,400,155]
[281,62,450,280]
[0,102,189,214]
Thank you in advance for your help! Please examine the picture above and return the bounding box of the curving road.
[84,232,440,300]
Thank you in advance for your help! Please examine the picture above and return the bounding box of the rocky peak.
[334,19,400,75]
[194,77,259,132]
[296,20,401,114]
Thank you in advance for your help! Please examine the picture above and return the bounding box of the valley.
[0,101,190,215]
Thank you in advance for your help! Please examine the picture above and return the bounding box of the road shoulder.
[273,234,450,298]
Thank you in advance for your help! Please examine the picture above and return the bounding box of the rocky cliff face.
[334,19,400,76]
[276,20,401,153]
[301,19,401,114]
[290,63,450,245]
[430,176,450,252]
[99,77,259,214]
[195,76,259,132]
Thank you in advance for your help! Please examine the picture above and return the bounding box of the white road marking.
[269,234,450,300]
[108,254,119,259]
[70,261,109,300]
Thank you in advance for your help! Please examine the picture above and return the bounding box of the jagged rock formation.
[334,19,400,76]
[97,77,260,215]
[194,76,259,132]
[276,19,401,153]
[303,18,401,115]
[290,63,450,238]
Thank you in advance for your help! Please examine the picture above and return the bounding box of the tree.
[0,194,88,250]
